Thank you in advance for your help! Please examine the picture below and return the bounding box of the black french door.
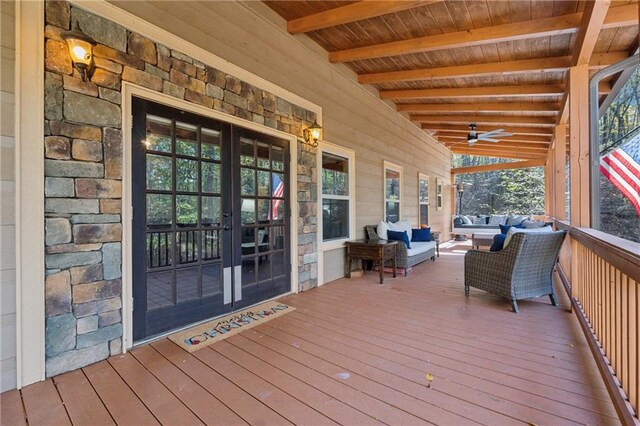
[132,98,290,341]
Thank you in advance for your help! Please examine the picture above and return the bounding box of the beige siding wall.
[109,0,453,282]
[0,0,16,392]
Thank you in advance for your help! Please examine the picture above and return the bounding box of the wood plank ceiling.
[265,0,639,160]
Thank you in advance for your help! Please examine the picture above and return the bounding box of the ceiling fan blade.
[478,129,504,137]
[467,139,478,146]
[478,137,500,142]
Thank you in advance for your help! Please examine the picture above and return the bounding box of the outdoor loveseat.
[464,230,566,313]
[365,224,437,276]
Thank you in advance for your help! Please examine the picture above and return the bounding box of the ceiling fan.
[466,123,513,146]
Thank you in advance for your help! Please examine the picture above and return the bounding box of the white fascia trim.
[68,0,322,122]
[121,83,299,349]
[15,0,45,388]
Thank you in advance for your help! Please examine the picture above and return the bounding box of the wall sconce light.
[61,22,96,82]
[301,120,322,147]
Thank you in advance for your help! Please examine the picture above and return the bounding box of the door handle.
[223,224,231,230]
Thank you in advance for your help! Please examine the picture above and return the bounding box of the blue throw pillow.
[411,228,431,242]
[499,224,511,234]
[499,223,524,234]
[387,230,411,249]
[490,234,507,252]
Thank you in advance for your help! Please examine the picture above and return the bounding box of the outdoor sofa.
[453,214,532,235]
[365,222,438,276]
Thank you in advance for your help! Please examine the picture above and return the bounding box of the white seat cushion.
[406,241,436,257]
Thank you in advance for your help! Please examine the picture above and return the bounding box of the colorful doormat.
[169,300,295,352]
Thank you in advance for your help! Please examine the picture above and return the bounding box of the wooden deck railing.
[555,220,640,424]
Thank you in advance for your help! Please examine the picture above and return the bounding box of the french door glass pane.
[257,170,270,196]
[176,195,198,226]
[241,198,256,224]
[146,232,172,268]
[176,121,198,156]
[146,194,172,226]
[177,158,199,192]
[272,146,284,171]
[147,270,173,310]
[257,142,270,169]
[201,128,221,160]
[177,230,199,264]
[202,264,222,296]
[146,154,172,191]
[146,114,172,153]
[241,168,256,196]
[201,196,221,226]
[176,268,199,302]
[201,162,220,193]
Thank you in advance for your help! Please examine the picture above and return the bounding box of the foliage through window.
[594,63,640,243]
[452,155,545,215]
[384,162,402,222]
[322,152,349,241]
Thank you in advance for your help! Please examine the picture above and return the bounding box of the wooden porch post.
[568,64,590,227]
[553,124,567,220]
[544,154,553,218]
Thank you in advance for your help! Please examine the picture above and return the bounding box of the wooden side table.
[345,240,397,284]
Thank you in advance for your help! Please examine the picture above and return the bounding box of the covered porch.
[1,242,620,425]
[1,0,639,423]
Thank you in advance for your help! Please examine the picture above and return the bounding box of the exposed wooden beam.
[557,1,614,125]
[588,52,629,69]
[573,0,612,66]
[329,5,635,63]
[443,141,550,154]
[398,102,559,113]
[287,1,435,34]
[331,12,581,62]
[421,124,553,135]
[380,84,564,100]
[451,148,546,160]
[359,53,624,85]
[410,114,557,126]
[437,133,551,144]
[451,159,546,175]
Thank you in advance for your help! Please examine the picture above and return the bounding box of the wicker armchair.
[464,230,566,313]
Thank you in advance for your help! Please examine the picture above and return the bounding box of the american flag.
[599,133,640,217]
[271,173,285,219]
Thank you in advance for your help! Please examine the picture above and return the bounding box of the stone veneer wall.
[43,0,317,376]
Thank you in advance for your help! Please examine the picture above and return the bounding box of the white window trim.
[383,161,403,222]
[316,141,356,288]
[318,141,356,251]
[418,172,430,226]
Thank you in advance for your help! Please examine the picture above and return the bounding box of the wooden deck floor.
[1,242,620,425]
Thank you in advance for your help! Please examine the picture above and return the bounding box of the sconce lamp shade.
[61,23,96,81]
[456,182,464,193]
[302,120,322,147]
